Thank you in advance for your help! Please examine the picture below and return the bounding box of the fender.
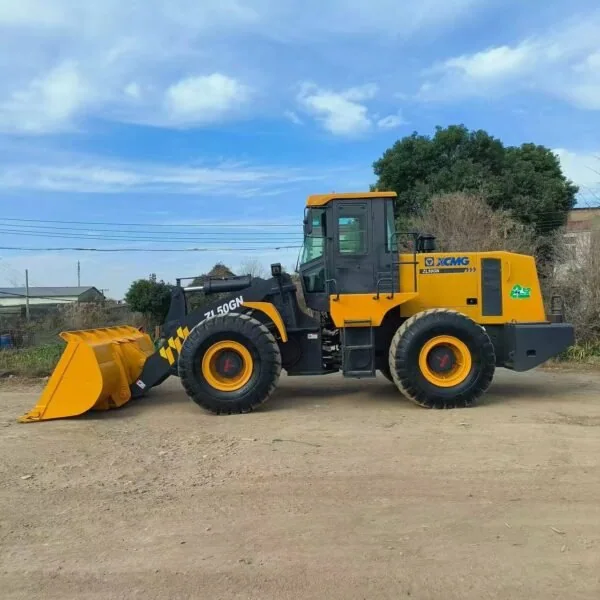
[242,301,288,342]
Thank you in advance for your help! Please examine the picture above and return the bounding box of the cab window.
[338,214,367,254]
[301,209,325,263]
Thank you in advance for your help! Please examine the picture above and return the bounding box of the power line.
[0,222,303,236]
[0,208,592,234]
[0,245,302,252]
[0,208,588,227]
[0,216,299,228]
[0,229,303,243]
[1,207,595,252]
[0,217,579,236]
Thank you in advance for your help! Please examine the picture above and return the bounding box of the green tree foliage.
[372,125,579,234]
[124,274,173,324]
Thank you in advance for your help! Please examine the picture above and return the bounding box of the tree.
[190,263,236,288]
[238,258,267,279]
[372,125,579,235]
[124,277,173,324]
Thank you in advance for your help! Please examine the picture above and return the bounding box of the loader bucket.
[18,326,155,423]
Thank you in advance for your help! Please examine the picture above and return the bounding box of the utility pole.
[77,261,81,287]
[25,269,30,322]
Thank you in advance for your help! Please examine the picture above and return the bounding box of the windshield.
[300,208,325,264]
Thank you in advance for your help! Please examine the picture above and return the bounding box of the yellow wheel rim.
[202,340,254,392]
[418,335,472,388]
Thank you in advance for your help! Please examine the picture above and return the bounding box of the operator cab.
[298,192,400,312]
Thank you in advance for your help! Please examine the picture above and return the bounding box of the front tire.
[178,313,281,414]
[389,309,495,408]
[379,363,394,383]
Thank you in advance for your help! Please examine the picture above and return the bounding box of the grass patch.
[545,342,600,370]
[0,343,65,377]
[563,341,600,362]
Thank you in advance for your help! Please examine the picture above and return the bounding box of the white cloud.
[0,152,325,195]
[563,82,600,111]
[554,148,600,202]
[419,42,538,100]
[124,82,142,100]
[284,110,303,125]
[340,84,379,102]
[420,12,600,109]
[164,73,250,126]
[0,0,490,134]
[0,61,90,133]
[0,0,68,27]
[377,112,406,130]
[441,44,534,80]
[574,50,600,73]
[249,0,486,40]
[0,2,260,133]
[297,83,380,136]
[563,50,600,110]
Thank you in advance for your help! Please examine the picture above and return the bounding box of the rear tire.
[389,309,495,408]
[178,313,281,414]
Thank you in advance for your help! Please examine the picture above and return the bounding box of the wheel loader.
[19,192,574,422]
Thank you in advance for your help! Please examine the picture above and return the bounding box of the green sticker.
[510,284,531,299]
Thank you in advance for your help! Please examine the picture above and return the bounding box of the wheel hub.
[201,340,254,392]
[418,335,473,388]
[214,350,243,379]
[426,345,456,374]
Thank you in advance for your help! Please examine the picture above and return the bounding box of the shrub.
[552,228,600,345]
[407,192,540,255]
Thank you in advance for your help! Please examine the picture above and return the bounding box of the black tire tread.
[178,313,281,414]
[379,363,394,383]
[389,308,495,409]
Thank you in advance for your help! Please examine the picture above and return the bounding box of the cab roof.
[306,191,397,207]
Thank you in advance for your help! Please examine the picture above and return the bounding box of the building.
[564,207,600,262]
[0,286,105,315]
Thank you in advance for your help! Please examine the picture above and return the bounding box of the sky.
[0,0,599,299]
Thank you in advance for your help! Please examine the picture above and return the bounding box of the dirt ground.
[1,368,600,600]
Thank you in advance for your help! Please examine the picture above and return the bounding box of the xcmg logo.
[424,256,470,267]
[437,256,470,267]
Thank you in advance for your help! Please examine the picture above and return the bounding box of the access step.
[341,324,376,378]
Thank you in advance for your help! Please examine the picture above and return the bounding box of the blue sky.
[0,0,599,298]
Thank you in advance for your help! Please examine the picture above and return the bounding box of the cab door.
[330,201,375,295]
[298,207,329,312]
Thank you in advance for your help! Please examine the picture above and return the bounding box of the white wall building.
[0,286,105,314]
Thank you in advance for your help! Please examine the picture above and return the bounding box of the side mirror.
[303,212,313,235]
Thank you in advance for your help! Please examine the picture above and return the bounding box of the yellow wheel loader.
[19,192,574,422]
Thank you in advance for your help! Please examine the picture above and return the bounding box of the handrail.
[383,231,420,298]
[373,277,392,300]
[325,278,340,301]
